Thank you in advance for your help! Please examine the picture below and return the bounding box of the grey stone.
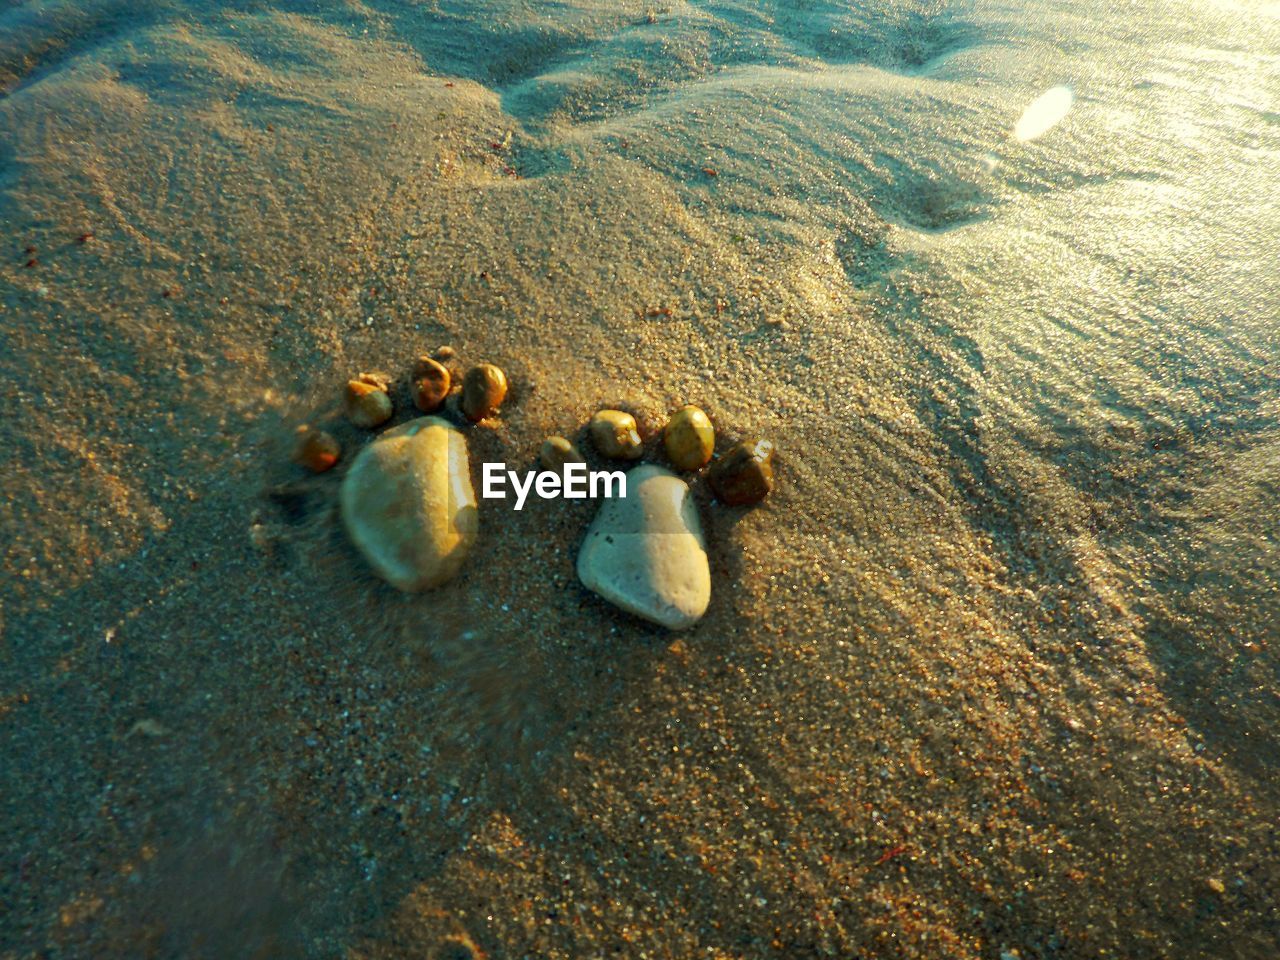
[577,465,710,629]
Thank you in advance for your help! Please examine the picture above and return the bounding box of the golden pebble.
[344,379,393,428]
[294,428,341,472]
[589,409,643,459]
[461,363,508,422]
[663,405,715,470]
[410,356,451,413]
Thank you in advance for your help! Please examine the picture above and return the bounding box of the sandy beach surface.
[2,0,1279,957]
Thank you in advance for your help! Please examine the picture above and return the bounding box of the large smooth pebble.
[340,416,478,590]
[576,464,710,630]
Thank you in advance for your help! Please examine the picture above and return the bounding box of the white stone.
[340,416,478,590]
[576,464,710,630]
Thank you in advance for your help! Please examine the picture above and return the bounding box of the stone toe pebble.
[708,438,775,505]
[663,404,715,471]
[410,356,451,413]
[340,416,478,591]
[294,427,341,472]
[540,435,585,472]
[589,409,644,459]
[344,377,393,428]
[461,363,508,422]
[576,464,710,630]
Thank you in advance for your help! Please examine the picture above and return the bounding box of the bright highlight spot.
[1014,86,1074,141]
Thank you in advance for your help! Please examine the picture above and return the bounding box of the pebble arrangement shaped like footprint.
[299,353,773,629]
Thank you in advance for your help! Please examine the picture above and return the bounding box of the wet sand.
[2,0,1279,957]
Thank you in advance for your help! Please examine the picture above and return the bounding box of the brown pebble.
[410,356,451,413]
[707,439,775,505]
[344,379,393,428]
[461,363,507,422]
[434,345,456,360]
[294,428,341,472]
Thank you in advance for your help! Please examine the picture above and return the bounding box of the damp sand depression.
[2,0,1279,957]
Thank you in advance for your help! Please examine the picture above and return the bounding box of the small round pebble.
[410,356,451,413]
[540,435,585,471]
[434,345,456,360]
[293,428,340,472]
[663,405,715,470]
[590,409,643,459]
[461,363,507,422]
[708,438,774,505]
[344,379,393,428]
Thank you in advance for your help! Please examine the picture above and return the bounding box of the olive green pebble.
[663,405,715,471]
[410,356,451,413]
[589,409,644,459]
[344,379,393,428]
[708,438,775,505]
[461,363,507,422]
[293,427,340,472]
[540,435,585,471]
